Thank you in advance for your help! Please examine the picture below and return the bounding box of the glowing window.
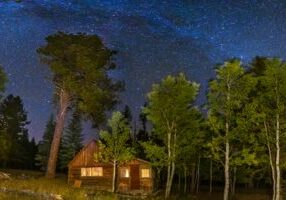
[81,168,87,176]
[86,168,92,176]
[81,167,103,177]
[120,168,130,178]
[141,168,150,178]
[92,167,103,176]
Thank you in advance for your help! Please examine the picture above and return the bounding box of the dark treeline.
[0,94,37,169]
[0,76,83,172]
[36,111,84,172]
[0,32,286,200]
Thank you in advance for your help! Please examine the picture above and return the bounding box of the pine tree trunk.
[167,161,175,197]
[224,140,230,200]
[46,89,69,178]
[165,131,172,198]
[165,162,175,198]
[232,167,236,197]
[248,171,256,190]
[165,131,176,198]
[224,83,230,200]
[271,158,276,200]
[275,114,280,200]
[264,120,276,200]
[178,172,181,192]
[184,165,187,194]
[224,122,230,200]
[209,160,213,193]
[112,160,117,193]
[196,156,200,193]
[191,164,196,193]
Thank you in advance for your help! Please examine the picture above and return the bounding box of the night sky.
[1,0,286,141]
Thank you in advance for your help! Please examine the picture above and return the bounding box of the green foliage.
[96,111,134,163]
[251,58,286,167]
[141,141,167,171]
[37,32,122,126]
[35,115,55,170]
[143,73,200,163]
[208,60,256,116]
[177,109,206,164]
[59,113,83,170]
[207,59,258,166]
[144,73,200,146]
[143,73,200,197]
[259,58,286,114]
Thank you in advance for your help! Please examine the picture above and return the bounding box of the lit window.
[81,168,87,176]
[81,167,103,177]
[91,167,103,176]
[86,168,92,176]
[141,169,150,178]
[120,168,130,178]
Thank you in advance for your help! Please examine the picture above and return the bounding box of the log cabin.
[68,140,154,194]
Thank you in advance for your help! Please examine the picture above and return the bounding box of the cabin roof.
[68,139,97,167]
[68,139,151,167]
[134,158,151,164]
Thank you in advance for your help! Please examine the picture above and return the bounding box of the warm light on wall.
[141,168,150,178]
[81,167,103,177]
[120,168,130,178]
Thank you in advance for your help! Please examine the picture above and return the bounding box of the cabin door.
[130,165,140,190]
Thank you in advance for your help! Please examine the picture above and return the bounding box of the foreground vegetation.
[0,170,114,200]
[0,170,84,200]
[0,170,272,200]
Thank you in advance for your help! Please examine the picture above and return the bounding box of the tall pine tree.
[36,115,55,171]
[136,102,149,142]
[59,113,83,170]
[0,95,30,168]
[38,32,122,178]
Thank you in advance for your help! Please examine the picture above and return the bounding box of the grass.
[0,177,87,199]
[0,169,272,200]
[0,192,38,200]
[0,169,117,200]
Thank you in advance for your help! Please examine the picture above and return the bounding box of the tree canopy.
[38,32,122,178]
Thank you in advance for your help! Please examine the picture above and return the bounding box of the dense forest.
[1,32,286,200]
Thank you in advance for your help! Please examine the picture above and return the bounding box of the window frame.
[80,167,103,177]
[120,167,130,178]
[141,168,151,178]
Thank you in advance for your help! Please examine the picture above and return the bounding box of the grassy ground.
[0,169,116,200]
[0,169,272,200]
[0,193,38,200]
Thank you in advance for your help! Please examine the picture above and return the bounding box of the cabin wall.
[69,164,113,190]
[117,162,154,193]
[139,164,153,192]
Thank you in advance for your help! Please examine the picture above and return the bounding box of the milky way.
[1,0,286,141]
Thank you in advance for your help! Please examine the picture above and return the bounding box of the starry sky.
[1,0,286,141]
